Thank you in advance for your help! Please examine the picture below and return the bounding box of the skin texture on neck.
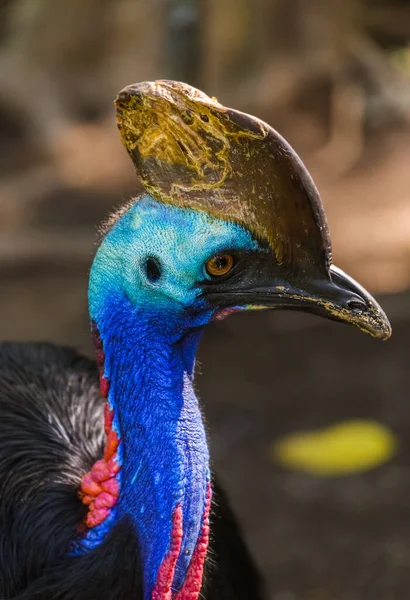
[79,196,257,599]
[83,294,210,600]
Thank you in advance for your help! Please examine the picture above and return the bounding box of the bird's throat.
[80,296,211,600]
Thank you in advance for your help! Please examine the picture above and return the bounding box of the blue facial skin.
[86,195,258,598]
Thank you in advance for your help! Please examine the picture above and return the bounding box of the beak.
[306,265,392,340]
[270,265,392,340]
[202,254,391,341]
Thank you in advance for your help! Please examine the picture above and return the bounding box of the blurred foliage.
[389,46,410,78]
[1,0,410,154]
[272,419,398,477]
[0,0,410,315]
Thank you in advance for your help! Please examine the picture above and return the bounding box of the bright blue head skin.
[90,194,258,322]
[86,195,258,599]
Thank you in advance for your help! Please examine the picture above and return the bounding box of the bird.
[0,80,391,600]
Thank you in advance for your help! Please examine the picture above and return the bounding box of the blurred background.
[1,0,410,597]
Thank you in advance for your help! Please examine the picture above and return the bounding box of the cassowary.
[0,81,391,600]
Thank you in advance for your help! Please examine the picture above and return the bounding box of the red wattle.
[79,325,120,530]
[151,483,212,600]
[174,483,212,600]
[152,504,183,600]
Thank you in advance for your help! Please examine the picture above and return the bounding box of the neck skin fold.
[89,292,211,600]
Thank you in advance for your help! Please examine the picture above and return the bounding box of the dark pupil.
[215,256,228,270]
[145,258,161,282]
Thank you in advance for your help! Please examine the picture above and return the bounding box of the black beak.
[309,265,391,340]
[202,253,391,341]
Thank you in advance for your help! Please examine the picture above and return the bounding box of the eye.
[205,253,234,278]
[144,257,162,282]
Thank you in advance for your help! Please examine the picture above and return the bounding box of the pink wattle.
[174,483,212,600]
[79,403,120,528]
[152,505,184,600]
[151,483,212,600]
[79,326,121,529]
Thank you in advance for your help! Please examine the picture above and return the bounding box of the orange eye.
[205,254,234,278]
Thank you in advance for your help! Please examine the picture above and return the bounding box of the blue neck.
[94,292,210,598]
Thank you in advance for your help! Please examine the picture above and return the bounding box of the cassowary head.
[91,80,390,341]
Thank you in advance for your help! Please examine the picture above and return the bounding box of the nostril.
[347,299,366,313]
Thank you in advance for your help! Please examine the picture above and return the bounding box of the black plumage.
[0,342,264,599]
